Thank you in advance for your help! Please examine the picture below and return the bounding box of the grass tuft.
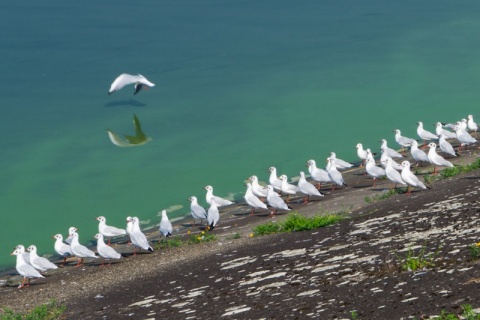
[0,299,66,320]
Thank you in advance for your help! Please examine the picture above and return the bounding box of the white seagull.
[108,73,155,95]
[11,247,44,289]
[97,216,127,245]
[94,234,122,266]
[438,133,457,157]
[329,152,353,170]
[159,210,173,239]
[410,140,429,166]
[65,226,78,245]
[400,161,428,194]
[126,216,134,238]
[204,185,235,207]
[356,143,368,167]
[383,157,407,189]
[467,114,478,132]
[380,152,403,171]
[298,171,323,203]
[244,183,268,215]
[265,185,291,217]
[207,198,220,230]
[128,217,154,255]
[393,129,415,149]
[51,234,72,266]
[268,167,283,192]
[306,160,331,189]
[189,196,207,225]
[27,245,58,272]
[14,245,31,265]
[416,121,438,146]
[453,125,478,151]
[427,142,454,174]
[365,158,386,187]
[279,174,300,202]
[247,175,268,198]
[69,232,98,267]
[434,122,456,139]
[326,158,347,190]
[380,139,403,159]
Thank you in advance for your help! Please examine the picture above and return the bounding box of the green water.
[1,1,480,269]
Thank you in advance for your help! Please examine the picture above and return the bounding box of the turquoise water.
[1,1,480,269]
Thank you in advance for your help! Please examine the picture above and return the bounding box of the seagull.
[356,143,368,167]
[410,140,429,166]
[204,185,235,207]
[453,125,478,151]
[434,122,456,139]
[94,234,122,266]
[244,183,268,215]
[268,167,283,192]
[65,227,78,245]
[279,174,300,202]
[207,198,220,230]
[326,158,347,190]
[14,245,31,265]
[107,114,152,147]
[51,234,72,266]
[365,158,386,187]
[400,161,428,195]
[108,73,155,95]
[416,121,438,147]
[467,114,478,132]
[306,160,331,189]
[69,232,98,267]
[329,152,353,170]
[380,139,403,159]
[383,157,407,189]
[11,247,44,289]
[393,129,415,150]
[459,118,468,131]
[189,196,207,225]
[159,210,173,239]
[365,149,375,163]
[297,171,323,203]
[380,152,403,171]
[438,133,458,157]
[427,142,454,174]
[97,216,127,245]
[265,185,291,217]
[27,245,58,273]
[126,216,134,238]
[128,217,154,255]
[247,175,268,198]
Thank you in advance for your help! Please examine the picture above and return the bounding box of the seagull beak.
[51,236,55,239]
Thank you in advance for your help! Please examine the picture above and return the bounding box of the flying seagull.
[108,73,155,95]
[107,114,152,147]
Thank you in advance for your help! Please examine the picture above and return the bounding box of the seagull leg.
[108,238,111,246]
[62,257,67,266]
[250,207,255,215]
[270,208,277,218]
[75,258,83,267]
[373,178,376,187]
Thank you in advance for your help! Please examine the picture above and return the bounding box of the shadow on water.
[104,99,147,108]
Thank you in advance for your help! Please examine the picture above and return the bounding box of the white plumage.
[356,143,368,165]
[435,122,456,139]
[438,134,457,157]
[207,198,220,229]
[69,232,98,267]
[204,185,234,207]
[383,157,407,187]
[108,73,155,95]
[244,183,268,214]
[247,175,268,198]
[326,158,347,190]
[51,234,72,265]
[268,167,283,191]
[410,140,429,165]
[159,210,173,238]
[400,161,428,194]
[453,125,477,151]
[11,247,44,288]
[380,139,403,159]
[128,217,154,254]
[265,185,291,216]
[27,245,58,272]
[365,158,386,187]
[306,159,331,188]
[427,142,453,174]
[329,152,353,169]
[380,152,403,171]
[189,196,207,225]
[467,114,478,132]
[297,171,323,203]
[416,121,438,144]
[97,216,127,244]
[393,129,415,149]
[94,234,122,265]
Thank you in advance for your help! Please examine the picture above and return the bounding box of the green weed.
[0,299,66,320]
[469,243,480,261]
[395,244,441,272]
[155,236,184,250]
